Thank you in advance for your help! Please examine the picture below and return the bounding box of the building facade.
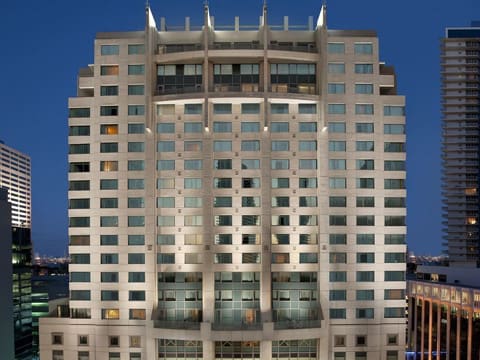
[41,4,406,360]
[0,142,33,359]
[441,22,480,266]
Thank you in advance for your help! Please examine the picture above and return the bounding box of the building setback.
[40,4,406,360]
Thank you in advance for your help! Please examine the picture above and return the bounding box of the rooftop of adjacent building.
[446,20,480,38]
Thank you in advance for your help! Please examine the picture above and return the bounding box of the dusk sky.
[1,0,479,256]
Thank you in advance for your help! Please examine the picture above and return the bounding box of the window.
[384,308,404,318]
[330,271,347,282]
[128,64,145,75]
[328,122,345,133]
[271,159,289,170]
[214,178,232,188]
[242,196,260,207]
[356,159,374,170]
[129,291,145,301]
[69,162,90,173]
[128,216,145,227]
[100,85,118,96]
[102,309,120,320]
[328,83,345,94]
[69,217,90,227]
[128,44,145,54]
[385,197,406,208]
[356,123,374,133]
[356,271,374,282]
[128,123,145,134]
[213,103,232,114]
[242,253,261,264]
[70,290,91,301]
[386,351,399,360]
[128,253,145,264]
[100,65,119,76]
[128,235,144,245]
[384,106,405,116]
[356,178,374,189]
[242,215,260,226]
[100,142,118,153]
[385,216,406,227]
[157,235,175,245]
[215,234,232,245]
[357,215,375,226]
[101,45,119,55]
[242,177,260,188]
[356,141,374,151]
[385,252,405,263]
[384,124,405,134]
[185,215,203,226]
[328,104,346,114]
[101,253,118,264]
[329,234,346,245]
[299,122,317,132]
[100,161,118,172]
[71,254,90,264]
[157,253,175,264]
[270,122,289,132]
[300,196,317,207]
[157,160,175,170]
[271,234,289,244]
[355,83,374,94]
[127,142,145,153]
[214,253,232,264]
[69,199,90,209]
[69,125,90,136]
[272,215,290,226]
[242,103,260,114]
[299,141,317,152]
[52,350,64,360]
[184,122,203,133]
[69,108,90,118]
[357,196,374,207]
[157,216,175,226]
[328,63,345,74]
[271,178,289,188]
[242,140,260,151]
[128,105,144,116]
[385,234,405,245]
[330,308,346,319]
[100,106,118,116]
[329,196,346,207]
[299,104,317,114]
[184,104,203,114]
[330,252,346,264]
[271,141,289,151]
[241,122,260,132]
[384,142,405,152]
[354,64,373,74]
[354,43,373,54]
[215,215,232,226]
[384,179,405,189]
[329,159,346,170]
[184,178,201,189]
[329,141,346,152]
[356,308,374,319]
[300,253,318,263]
[128,272,145,283]
[78,335,89,346]
[213,122,232,133]
[329,290,346,302]
[157,123,174,133]
[69,180,90,191]
[100,198,118,208]
[128,160,144,171]
[128,179,144,189]
[272,253,290,264]
[384,161,405,171]
[214,159,232,169]
[357,290,374,301]
[184,197,203,208]
[300,215,318,226]
[356,104,374,115]
[328,42,345,54]
[384,289,405,300]
[102,290,119,301]
[271,103,289,114]
[69,144,90,154]
[52,333,63,345]
[329,177,346,189]
[357,253,375,263]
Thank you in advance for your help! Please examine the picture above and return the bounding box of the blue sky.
[0,0,479,256]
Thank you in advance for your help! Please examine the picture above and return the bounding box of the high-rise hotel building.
[441,22,480,266]
[41,4,406,360]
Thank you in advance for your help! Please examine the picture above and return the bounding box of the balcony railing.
[273,319,322,330]
[156,86,204,96]
[211,322,262,331]
[153,320,201,330]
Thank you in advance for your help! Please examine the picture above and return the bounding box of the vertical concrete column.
[429,301,433,360]
[421,298,425,360]
[456,309,461,360]
[468,309,472,360]
[261,340,272,360]
[437,301,441,360]
[446,304,451,360]
[203,340,214,360]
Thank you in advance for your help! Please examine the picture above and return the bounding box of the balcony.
[153,320,201,330]
[273,319,322,330]
[210,84,262,93]
[212,321,263,331]
[156,85,204,96]
[268,43,317,53]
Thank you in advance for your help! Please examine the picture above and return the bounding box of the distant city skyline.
[1,0,480,255]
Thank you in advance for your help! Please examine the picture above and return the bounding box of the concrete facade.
[41,4,406,360]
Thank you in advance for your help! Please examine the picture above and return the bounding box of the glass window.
[356,141,374,151]
[100,65,119,76]
[184,197,203,208]
[329,234,346,245]
[242,140,260,151]
[241,122,260,132]
[157,235,175,245]
[214,197,232,207]
[100,216,118,227]
[271,103,289,114]
[100,235,118,246]
[69,125,90,136]
[101,290,119,301]
[384,106,405,116]
[299,122,317,132]
[128,44,145,54]
[128,197,145,208]
[329,141,346,152]
[354,64,374,74]
[298,104,317,114]
[101,44,119,55]
[100,85,119,96]
[214,178,232,188]
[384,179,405,189]
[329,177,345,189]
[214,141,232,152]
[385,234,405,245]
[272,234,289,244]
[328,63,345,74]
[214,215,232,226]
[357,234,375,245]
[270,122,289,132]
[328,104,346,114]
[157,197,175,208]
[100,106,118,116]
[100,142,118,153]
[329,215,346,226]
[128,160,145,171]
[328,42,345,54]
[213,122,232,133]
[272,197,290,207]
[128,179,144,189]
[184,104,203,114]
[356,123,374,133]
[128,253,145,264]
[357,196,375,207]
[213,104,232,114]
[384,161,406,171]
[242,215,261,226]
[329,159,346,170]
[329,271,347,282]
[356,271,375,282]
[128,142,144,152]
[355,83,374,94]
[184,178,202,189]
[357,215,375,226]
[100,198,118,208]
[329,196,346,207]
[384,142,405,152]
[330,252,346,264]
[356,309,374,319]
[271,159,289,170]
[70,290,91,301]
[100,160,118,172]
[242,177,260,188]
[242,196,260,207]
[300,215,318,226]
[128,105,145,116]
[157,216,175,226]
[214,159,232,169]
[157,123,175,133]
[128,85,144,95]
[101,253,118,264]
[385,216,406,226]
[128,64,145,75]
[128,235,145,245]
[69,180,90,191]
[272,178,289,188]
[356,159,374,170]
[100,179,118,189]
[384,124,405,134]
[241,103,260,114]
[355,104,374,115]
[328,83,345,94]
[385,271,405,281]
[157,160,175,170]
[357,253,375,263]
[271,141,289,151]
[69,108,91,118]
[184,122,202,133]
[128,123,145,134]
[328,122,345,133]
[71,254,90,264]
[354,43,373,54]
[299,159,317,169]
[70,272,91,282]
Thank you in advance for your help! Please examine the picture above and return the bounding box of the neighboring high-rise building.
[407,21,480,359]
[0,141,33,360]
[441,22,480,266]
[0,188,15,360]
[41,4,406,359]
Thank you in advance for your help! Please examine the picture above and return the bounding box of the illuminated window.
[102,309,120,320]
[100,161,118,172]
